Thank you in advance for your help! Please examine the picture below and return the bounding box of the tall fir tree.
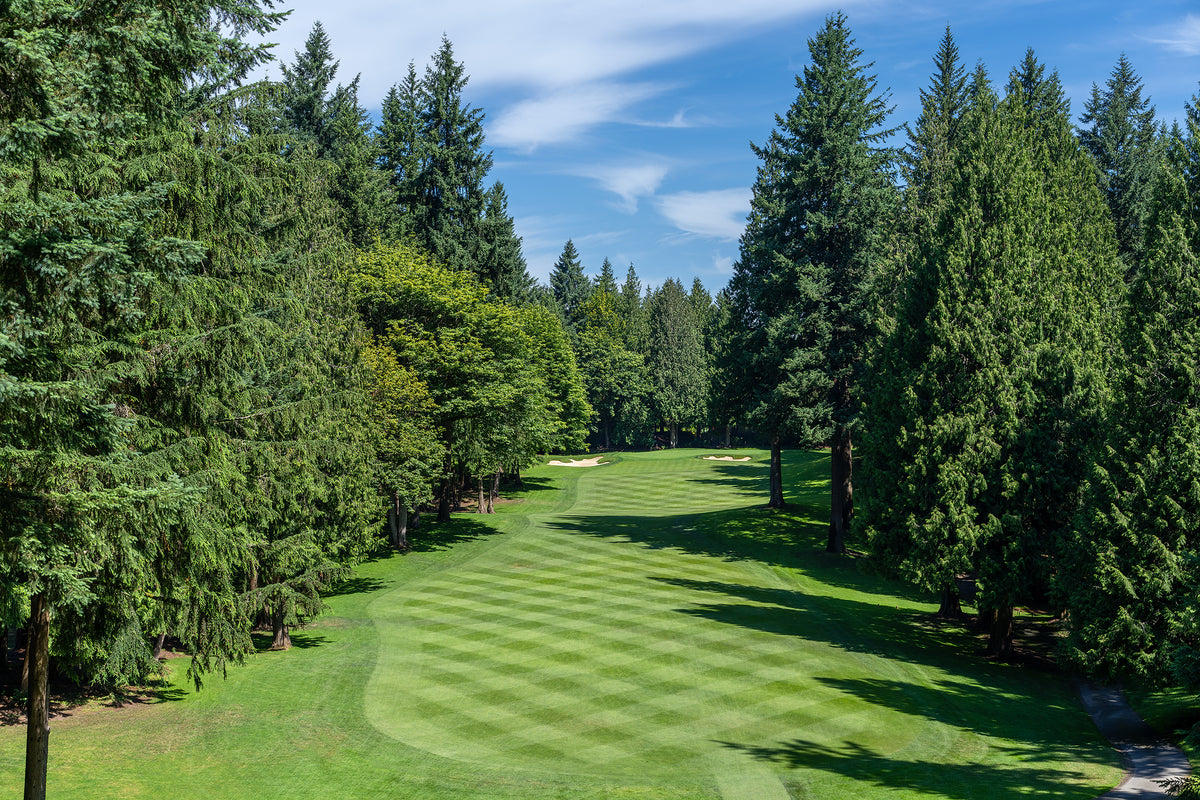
[478,183,537,303]
[618,263,649,353]
[279,21,338,144]
[376,63,423,238]
[0,1,285,796]
[859,55,1123,655]
[647,278,709,448]
[549,239,592,327]
[862,27,971,617]
[595,258,619,296]
[1078,54,1162,269]
[728,12,898,543]
[412,37,493,272]
[1059,106,1200,685]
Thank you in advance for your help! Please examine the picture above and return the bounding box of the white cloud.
[1144,14,1200,55]
[253,0,841,144]
[657,188,751,241]
[573,161,670,212]
[712,254,735,274]
[488,82,665,151]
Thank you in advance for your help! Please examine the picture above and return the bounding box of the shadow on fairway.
[508,476,557,493]
[325,576,390,597]
[655,577,961,668]
[544,502,928,604]
[408,515,507,553]
[251,631,329,652]
[718,735,1104,799]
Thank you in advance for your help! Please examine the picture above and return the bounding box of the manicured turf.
[0,449,1122,798]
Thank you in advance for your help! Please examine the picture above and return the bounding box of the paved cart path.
[1078,683,1191,799]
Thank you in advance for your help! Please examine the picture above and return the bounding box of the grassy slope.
[0,449,1121,799]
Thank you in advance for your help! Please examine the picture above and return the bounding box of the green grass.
[0,448,1122,799]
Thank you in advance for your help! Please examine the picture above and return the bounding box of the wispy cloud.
[255,0,840,145]
[1143,14,1200,55]
[657,188,751,241]
[489,82,665,151]
[573,161,670,212]
[631,109,700,129]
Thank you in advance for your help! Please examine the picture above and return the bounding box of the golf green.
[0,448,1123,799]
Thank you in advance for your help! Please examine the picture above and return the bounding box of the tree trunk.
[410,507,421,531]
[151,632,167,660]
[669,422,679,449]
[270,606,291,651]
[604,421,611,450]
[827,427,852,554]
[20,617,33,694]
[389,492,409,549]
[437,475,452,523]
[986,605,1014,656]
[768,434,785,508]
[936,586,963,619]
[24,592,50,800]
[488,470,500,513]
[396,507,409,549]
[388,499,399,547]
[477,476,486,513]
[724,422,731,449]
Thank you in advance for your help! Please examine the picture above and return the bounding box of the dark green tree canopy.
[1078,54,1162,267]
[549,239,592,326]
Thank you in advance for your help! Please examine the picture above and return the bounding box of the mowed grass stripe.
[365,453,929,778]
[0,449,1123,799]
[360,450,1119,794]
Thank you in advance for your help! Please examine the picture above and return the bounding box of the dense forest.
[5,1,1200,797]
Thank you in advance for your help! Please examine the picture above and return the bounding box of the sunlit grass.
[0,448,1122,799]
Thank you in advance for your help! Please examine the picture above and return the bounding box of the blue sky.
[253,0,1200,292]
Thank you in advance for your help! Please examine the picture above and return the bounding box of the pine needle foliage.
[729,11,898,530]
[859,55,1123,654]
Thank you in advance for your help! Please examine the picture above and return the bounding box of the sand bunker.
[546,456,610,467]
[702,455,752,462]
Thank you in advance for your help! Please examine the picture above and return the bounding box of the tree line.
[725,11,1200,751]
[6,1,1200,796]
[0,7,596,797]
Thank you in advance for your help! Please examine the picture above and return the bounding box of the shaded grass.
[0,448,1122,799]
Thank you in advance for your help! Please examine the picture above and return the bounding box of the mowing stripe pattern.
[364,453,912,779]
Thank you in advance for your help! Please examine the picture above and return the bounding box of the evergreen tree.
[1060,109,1200,684]
[859,56,1123,655]
[0,1,284,796]
[413,37,493,272]
[279,21,339,143]
[862,26,971,617]
[1078,54,1162,268]
[728,11,898,541]
[902,26,968,237]
[549,239,592,326]
[647,278,709,448]
[595,258,619,295]
[618,263,650,353]
[478,183,537,302]
[325,77,389,247]
[376,64,423,238]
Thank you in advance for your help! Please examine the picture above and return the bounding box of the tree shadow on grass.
[251,631,329,652]
[719,736,1107,799]
[407,514,507,553]
[324,576,390,598]
[509,476,557,493]
[544,503,928,605]
[654,577,968,671]
[660,578,1115,796]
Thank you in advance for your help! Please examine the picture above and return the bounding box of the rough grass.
[0,448,1122,799]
